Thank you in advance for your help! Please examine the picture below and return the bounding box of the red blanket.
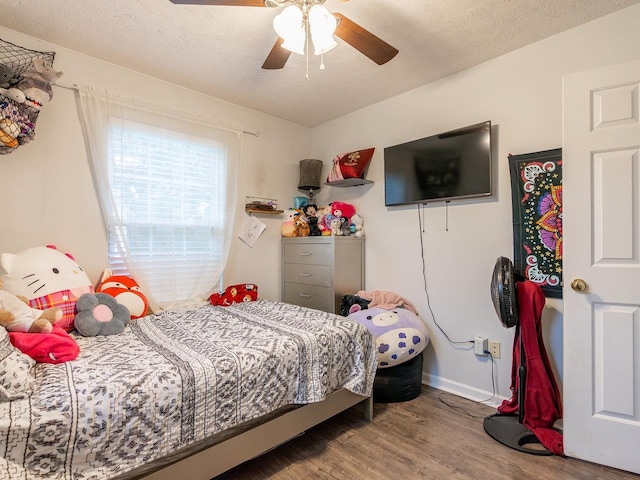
[497,280,564,455]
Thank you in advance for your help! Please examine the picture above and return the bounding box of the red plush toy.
[209,283,258,307]
[330,201,356,220]
[9,325,80,364]
[96,269,149,319]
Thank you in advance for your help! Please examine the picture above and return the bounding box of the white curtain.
[75,85,241,313]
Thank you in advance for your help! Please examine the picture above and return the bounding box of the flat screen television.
[384,121,492,206]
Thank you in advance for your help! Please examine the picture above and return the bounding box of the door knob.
[571,279,588,292]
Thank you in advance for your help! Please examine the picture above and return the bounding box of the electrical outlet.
[474,336,488,356]
[489,340,501,359]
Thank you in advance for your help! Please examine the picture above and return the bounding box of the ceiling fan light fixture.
[273,5,305,55]
[309,4,337,55]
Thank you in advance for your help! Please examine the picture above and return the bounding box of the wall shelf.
[245,208,284,215]
[245,196,281,215]
[326,178,374,187]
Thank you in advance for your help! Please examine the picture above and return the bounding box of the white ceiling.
[1,0,638,127]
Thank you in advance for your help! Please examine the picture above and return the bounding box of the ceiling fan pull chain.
[320,54,325,70]
[305,15,310,80]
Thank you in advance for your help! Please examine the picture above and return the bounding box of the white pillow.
[0,327,36,401]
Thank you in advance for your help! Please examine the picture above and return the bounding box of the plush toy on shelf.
[0,279,62,333]
[293,214,310,237]
[316,205,333,236]
[301,204,322,236]
[281,208,300,237]
[330,217,342,236]
[330,201,356,220]
[330,201,357,236]
[1,245,94,331]
[351,213,365,238]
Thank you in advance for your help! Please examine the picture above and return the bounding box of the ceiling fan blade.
[333,12,398,65]
[169,0,266,6]
[262,37,291,70]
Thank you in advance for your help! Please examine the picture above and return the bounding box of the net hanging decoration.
[0,37,60,155]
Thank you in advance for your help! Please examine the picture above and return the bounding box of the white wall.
[310,4,640,402]
[0,27,309,302]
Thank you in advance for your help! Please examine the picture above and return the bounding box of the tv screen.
[384,121,492,206]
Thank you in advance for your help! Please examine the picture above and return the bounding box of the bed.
[0,299,377,479]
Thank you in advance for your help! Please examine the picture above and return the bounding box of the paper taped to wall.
[238,216,266,248]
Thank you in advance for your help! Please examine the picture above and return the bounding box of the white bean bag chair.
[348,307,429,368]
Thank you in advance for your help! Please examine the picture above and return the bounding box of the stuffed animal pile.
[0,244,154,361]
[0,57,63,151]
[281,201,365,238]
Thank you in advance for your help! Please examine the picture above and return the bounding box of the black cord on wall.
[417,203,474,347]
[418,203,499,415]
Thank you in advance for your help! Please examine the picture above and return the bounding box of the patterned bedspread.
[0,300,377,479]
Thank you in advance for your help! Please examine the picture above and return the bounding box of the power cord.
[418,203,498,416]
[437,350,498,418]
[417,203,474,347]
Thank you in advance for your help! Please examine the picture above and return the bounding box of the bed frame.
[137,389,373,479]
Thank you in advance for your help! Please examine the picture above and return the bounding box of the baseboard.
[421,372,507,408]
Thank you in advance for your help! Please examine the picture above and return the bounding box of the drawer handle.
[299,273,312,277]
[298,252,312,256]
[298,293,312,298]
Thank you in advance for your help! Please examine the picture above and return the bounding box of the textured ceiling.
[1,0,638,127]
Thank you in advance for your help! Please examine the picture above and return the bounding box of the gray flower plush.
[74,293,130,336]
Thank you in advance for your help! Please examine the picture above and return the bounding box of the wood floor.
[214,386,638,480]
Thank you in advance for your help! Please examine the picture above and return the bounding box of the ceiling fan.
[168,0,399,70]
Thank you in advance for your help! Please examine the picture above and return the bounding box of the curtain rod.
[52,82,260,137]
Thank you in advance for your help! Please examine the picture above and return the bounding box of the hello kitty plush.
[1,245,94,331]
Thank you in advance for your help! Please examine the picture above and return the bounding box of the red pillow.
[9,325,80,364]
[210,283,258,306]
[327,148,374,182]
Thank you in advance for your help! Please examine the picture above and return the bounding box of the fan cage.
[0,37,56,155]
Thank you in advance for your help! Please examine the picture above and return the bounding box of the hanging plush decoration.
[0,38,58,154]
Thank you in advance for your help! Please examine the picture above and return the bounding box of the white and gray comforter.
[0,300,377,479]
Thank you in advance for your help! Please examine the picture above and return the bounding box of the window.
[107,118,228,304]
[76,86,240,312]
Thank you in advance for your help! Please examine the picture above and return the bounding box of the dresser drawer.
[283,282,333,312]
[283,263,332,287]
[283,242,331,265]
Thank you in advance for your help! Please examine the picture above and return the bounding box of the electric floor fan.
[482,256,552,455]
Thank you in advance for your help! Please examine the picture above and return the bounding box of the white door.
[563,59,640,474]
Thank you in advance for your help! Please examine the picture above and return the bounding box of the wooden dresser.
[282,236,364,314]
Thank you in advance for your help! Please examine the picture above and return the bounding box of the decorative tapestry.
[509,148,563,298]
